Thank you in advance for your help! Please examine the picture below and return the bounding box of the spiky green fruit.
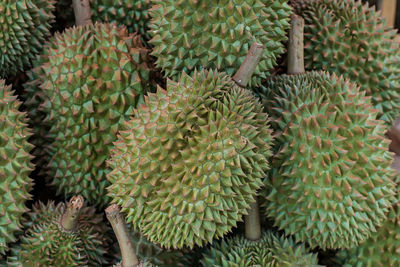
[336,191,400,266]
[25,23,152,207]
[293,0,400,123]
[91,0,151,39]
[0,0,55,77]
[201,231,321,266]
[107,69,273,249]
[257,71,396,249]
[0,80,34,255]
[149,0,291,86]
[6,201,110,266]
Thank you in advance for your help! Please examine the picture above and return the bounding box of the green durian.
[90,0,151,39]
[7,198,110,266]
[0,0,55,77]
[0,80,34,255]
[293,0,400,123]
[201,231,321,266]
[149,0,291,86]
[258,71,396,249]
[107,69,273,249]
[25,23,152,207]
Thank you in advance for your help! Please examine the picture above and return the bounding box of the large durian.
[258,71,396,249]
[25,22,152,206]
[149,0,291,86]
[90,0,151,39]
[201,231,321,266]
[293,0,400,123]
[107,69,273,249]
[0,0,55,77]
[0,80,34,255]
[6,197,110,266]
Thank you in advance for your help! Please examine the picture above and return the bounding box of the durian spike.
[106,204,140,267]
[244,198,261,241]
[59,195,84,231]
[73,0,92,26]
[232,42,264,88]
[287,14,305,75]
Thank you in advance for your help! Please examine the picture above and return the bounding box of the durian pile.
[0,0,399,266]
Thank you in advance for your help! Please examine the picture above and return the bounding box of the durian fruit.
[7,196,110,266]
[258,71,397,249]
[0,80,34,255]
[201,230,321,266]
[149,0,291,87]
[0,0,55,77]
[90,0,151,39]
[293,0,400,123]
[107,69,273,249]
[335,184,400,266]
[25,22,152,207]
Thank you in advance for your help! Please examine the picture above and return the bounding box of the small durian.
[201,231,321,266]
[90,0,151,39]
[25,23,152,207]
[149,0,291,86]
[7,196,110,266]
[107,69,273,249]
[0,0,55,77]
[258,71,397,249]
[293,0,400,123]
[0,80,34,255]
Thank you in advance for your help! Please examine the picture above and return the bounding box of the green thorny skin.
[257,71,396,249]
[293,0,400,123]
[25,22,152,207]
[0,0,55,77]
[107,69,273,249]
[0,80,34,255]
[201,230,321,266]
[149,0,291,87]
[6,200,110,266]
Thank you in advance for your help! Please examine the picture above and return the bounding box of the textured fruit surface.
[201,231,321,266]
[149,0,291,86]
[0,0,55,77]
[107,69,273,249]
[294,0,400,123]
[336,185,400,267]
[91,0,151,39]
[258,71,396,249]
[0,80,34,255]
[6,201,110,266]
[26,23,152,207]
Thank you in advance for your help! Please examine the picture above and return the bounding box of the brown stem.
[287,14,305,75]
[60,195,84,232]
[73,0,92,26]
[232,42,265,87]
[376,0,383,11]
[387,117,400,154]
[244,197,261,241]
[106,204,140,267]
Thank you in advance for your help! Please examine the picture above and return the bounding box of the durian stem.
[106,204,140,267]
[376,0,383,11]
[287,14,305,75]
[232,42,264,87]
[60,195,84,232]
[387,117,400,155]
[244,197,261,241]
[73,0,92,26]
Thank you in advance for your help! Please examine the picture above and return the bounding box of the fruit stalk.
[73,0,92,26]
[60,195,84,231]
[232,42,264,87]
[288,14,305,74]
[244,198,261,241]
[106,204,140,267]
